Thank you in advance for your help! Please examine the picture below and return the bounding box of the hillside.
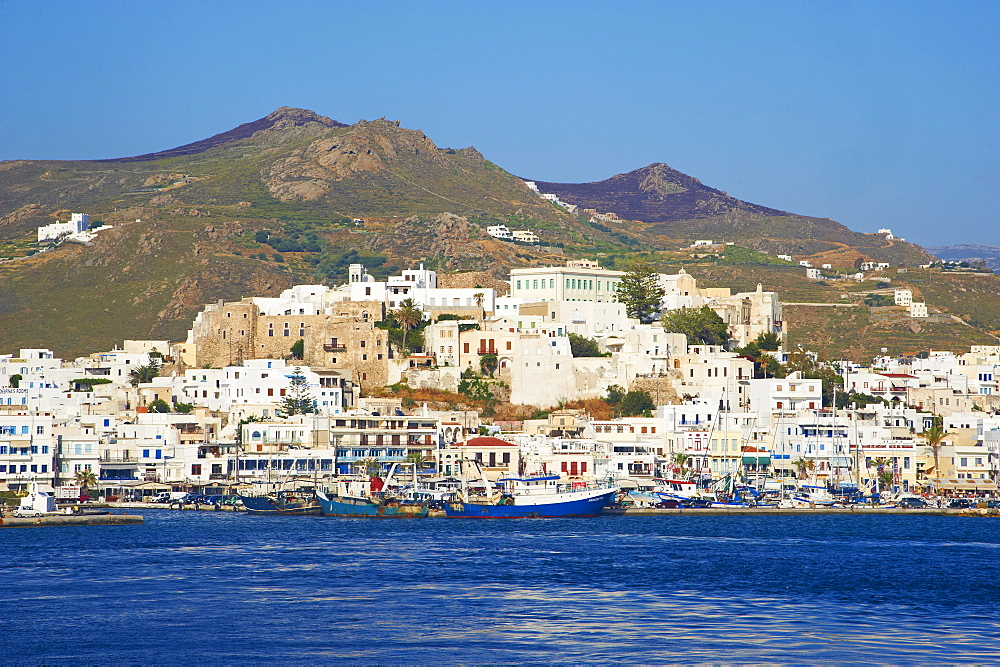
[0,106,976,359]
[0,107,633,356]
[532,164,934,267]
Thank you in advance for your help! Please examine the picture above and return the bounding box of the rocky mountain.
[0,107,939,357]
[532,164,933,266]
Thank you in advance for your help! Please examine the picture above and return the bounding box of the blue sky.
[2,0,997,247]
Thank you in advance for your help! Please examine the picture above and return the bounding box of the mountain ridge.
[0,107,943,357]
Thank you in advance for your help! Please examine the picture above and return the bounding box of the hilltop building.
[37,213,89,242]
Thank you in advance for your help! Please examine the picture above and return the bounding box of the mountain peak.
[263,106,341,128]
[103,107,346,163]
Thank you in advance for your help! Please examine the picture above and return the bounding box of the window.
[191,464,202,475]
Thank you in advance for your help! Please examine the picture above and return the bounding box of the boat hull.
[239,495,322,515]
[445,488,617,518]
[319,496,428,518]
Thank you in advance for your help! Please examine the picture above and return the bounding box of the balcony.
[476,348,497,355]
[209,473,228,480]
[100,455,138,463]
[323,344,347,352]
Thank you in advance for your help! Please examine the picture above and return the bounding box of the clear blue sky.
[2,0,998,247]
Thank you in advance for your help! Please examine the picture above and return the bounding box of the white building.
[509,260,624,303]
[37,213,89,242]
[511,230,539,244]
[910,302,928,318]
[0,411,58,491]
[486,225,513,240]
[894,289,913,306]
[748,372,824,420]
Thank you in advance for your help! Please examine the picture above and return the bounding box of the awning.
[617,479,640,489]
[741,456,771,465]
[936,479,997,490]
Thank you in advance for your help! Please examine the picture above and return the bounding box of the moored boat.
[316,492,428,518]
[239,491,321,515]
[445,473,617,518]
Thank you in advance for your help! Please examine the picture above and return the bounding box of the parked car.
[899,497,929,509]
[179,493,207,505]
[948,498,972,509]
[200,495,223,505]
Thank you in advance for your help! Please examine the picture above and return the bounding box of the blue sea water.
[2,510,1000,664]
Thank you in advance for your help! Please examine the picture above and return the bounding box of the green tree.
[290,338,305,360]
[128,360,160,387]
[620,390,655,416]
[568,333,604,357]
[9,374,22,388]
[148,398,171,413]
[458,377,495,404]
[615,261,664,324]
[734,332,782,377]
[276,367,316,417]
[756,332,781,351]
[393,298,423,354]
[661,305,730,346]
[174,402,194,414]
[479,353,498,378]
[605,384,626,406]
[73,469,98,499]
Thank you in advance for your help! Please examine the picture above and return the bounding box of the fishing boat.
[239,490,321,515]
[316,492,428,517]
[445,471,617,518]
[315,469,429,518]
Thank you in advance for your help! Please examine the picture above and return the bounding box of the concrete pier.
[0,513,144,528]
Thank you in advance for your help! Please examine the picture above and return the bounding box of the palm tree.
[473,292,485,323]
[73,469,99,500]
[792,457,815,480]
[405,451,431,486]
[128,360,160,387]
[355,457,381,478]
[393,298,423,354]
[921,417,948,494]
[671,452,691,478]
[870,456,895,495]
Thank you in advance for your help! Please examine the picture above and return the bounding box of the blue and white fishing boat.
[445,472,617,518]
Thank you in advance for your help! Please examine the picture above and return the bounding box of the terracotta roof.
[462,436,516,447]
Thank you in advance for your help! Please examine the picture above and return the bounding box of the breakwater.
[0,513,143,528]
